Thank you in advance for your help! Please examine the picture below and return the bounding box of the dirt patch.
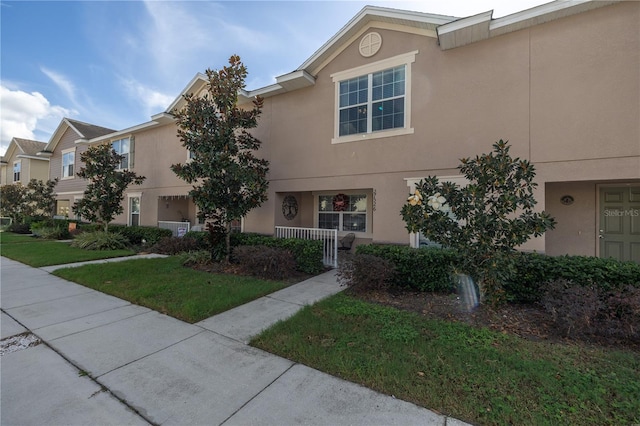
[356,289,640,352]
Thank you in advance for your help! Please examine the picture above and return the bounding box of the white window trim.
[128,192,142,226]
[331,50,417,144]
[405,175,470,247]
[112,137,131,170]
[13,160,21,182]
[312,190,372,238]
[61,148,76,180]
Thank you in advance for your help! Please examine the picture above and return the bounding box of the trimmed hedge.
[231,233,324,275]
[505,252,640,303]
[109,225,173,245]
[178,231,325,274]
[355,244,459,293]
[354,244,640,300]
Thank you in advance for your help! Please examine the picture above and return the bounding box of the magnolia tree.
[401,140,556,303]
[0,179,58,225]
[73,144,145,232]
[171,55,269,262]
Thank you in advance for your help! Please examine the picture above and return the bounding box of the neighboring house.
[39,118,116,217]
[0,138,48,186]
[38,1,640,263]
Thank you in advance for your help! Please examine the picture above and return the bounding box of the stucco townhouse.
[42,1,640,262]
[1,138,48,186]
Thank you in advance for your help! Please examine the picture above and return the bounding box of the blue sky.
[0,0,549,155]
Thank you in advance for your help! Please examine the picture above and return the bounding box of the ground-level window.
[129,196,140,226]
[13,161,21,182]
[318,193,367,233]
[57,200,70,217]
[62,149,75,178]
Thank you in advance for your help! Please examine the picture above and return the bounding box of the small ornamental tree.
[401,140,556,304]
[0,178,58,225]
[73,144,145,232]
[171,55,269,262]
[26,178,58,218]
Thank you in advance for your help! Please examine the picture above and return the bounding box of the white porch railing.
[158,221,190,237]
[275,226,338,268]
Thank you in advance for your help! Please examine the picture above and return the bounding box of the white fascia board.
[36,151,53,158]
[275,70,315,90]
[43,118,73,152]
[16,154,48,161]
[298,5,457,71]
[437,10,493,36]
[84,119,164,145]
[165,73,207,113]
[491,0,590,30]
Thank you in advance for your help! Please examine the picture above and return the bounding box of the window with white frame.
[112,138,130,169]
[331,51,416,144]
[62,149,75,178]
[318,193,367,233]
[13,161,21,182]
[129,196,140,226]
[338,65,405,137]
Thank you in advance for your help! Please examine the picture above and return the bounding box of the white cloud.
[40,67,79,106]
[0,85,74,154]
[120,78,175,115]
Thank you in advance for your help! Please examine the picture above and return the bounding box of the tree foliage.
[73,144,145,232]
[171,55,269,262]
[401,140,556,304]
[0,179,58,224]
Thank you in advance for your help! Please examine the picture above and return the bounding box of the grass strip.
[251,293,640,426]
[53,257,289,323]
[1,238,134,266]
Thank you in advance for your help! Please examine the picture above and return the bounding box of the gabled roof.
[3,138,48,162]
[41,118,116,154]
[13,138,47,156]
[66,119,116,141]
[166,1,620,109]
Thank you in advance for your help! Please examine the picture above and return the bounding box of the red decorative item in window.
[333,193,349,211]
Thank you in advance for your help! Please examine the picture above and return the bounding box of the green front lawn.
[251,293,640,426]
[53,257,289,323]
[1,236,134,266]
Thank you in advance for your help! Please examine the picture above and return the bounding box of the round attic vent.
[359,32,382,57]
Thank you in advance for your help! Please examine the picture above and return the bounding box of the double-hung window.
[129,196,140,226]
[112,138,130,170]
[339,66,405,136]
[332,51,416,144]
[318,193,368,233]
[13,161,21,182]
[62,149,75,179]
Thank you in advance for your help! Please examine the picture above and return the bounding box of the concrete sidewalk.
[1,256,469,426]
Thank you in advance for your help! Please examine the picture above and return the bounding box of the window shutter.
[129,136,135,168]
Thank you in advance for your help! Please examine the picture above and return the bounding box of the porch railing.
[275,226,338,268]
[158,221,190,237]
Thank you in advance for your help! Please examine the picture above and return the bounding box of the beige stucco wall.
[112,122,194,227]
[243,2,639,255]
[51,127,91,200]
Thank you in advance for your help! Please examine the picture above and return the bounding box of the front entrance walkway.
[1,256,470,426]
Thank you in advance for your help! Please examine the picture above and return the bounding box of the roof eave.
[437,0,620,50]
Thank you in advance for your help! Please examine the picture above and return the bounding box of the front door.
[599,186,640,263]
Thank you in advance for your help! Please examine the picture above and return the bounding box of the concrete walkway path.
[1,255,469,426]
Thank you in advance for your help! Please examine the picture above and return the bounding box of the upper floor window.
[13,161,21,182]
[331,50,417,144]
[62,149,75,179]
[112,138,130,169]
[338,65,405,137]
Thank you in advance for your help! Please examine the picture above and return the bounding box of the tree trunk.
[224,221,232,264]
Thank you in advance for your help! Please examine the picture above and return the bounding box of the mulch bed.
[356,289,640,352]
